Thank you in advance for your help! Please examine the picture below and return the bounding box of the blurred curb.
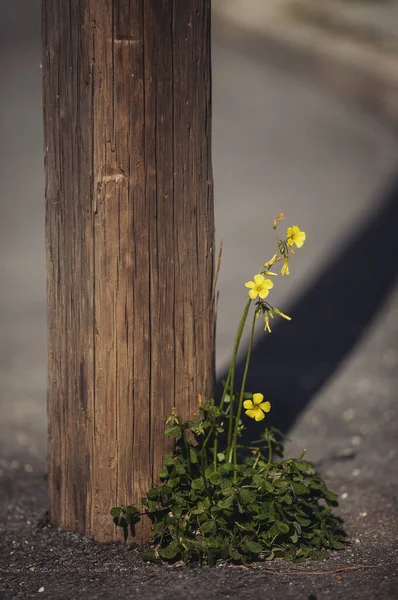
[212,1,398,130]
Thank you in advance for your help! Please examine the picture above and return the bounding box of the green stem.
[200,424,215,502]
[182,429,192,476]
[226,300,252,451]
[230,310,257,477]
[218,368,232,409]
[213,367,233,472]
[201,425,214,465]
[265,428,273,479]
[213,431,218,471]
[253,450,261,470]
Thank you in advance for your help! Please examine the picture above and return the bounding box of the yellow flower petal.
[274,307,292,321]
[245,408,258,420]
[254,411,265,422]
[294,232,306,248]
[248,289,258,300]
[253,274,265,285]
[281,258,290,276]
[286,226,294,238]
[259,401,271,413]
[243,400,254,410]
[258,288,270,300]
[252,393,264,405]
[264,315,272,332]
[264,279,274,290]
[286,225,306,248]
[245,281,255,288]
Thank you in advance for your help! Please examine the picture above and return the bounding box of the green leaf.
[290,530,299,543]
[276,521,290,534]
[312,550,330,560]
[243,540,263,554]
[291,482,310,495]
[163,455,174,466]
[205,466,215,479]
[147,488,159,500]
[239,488,256,503]
[221,463,234,473]
[190,448,198,464]
[190,422,205,436]
[261,480,274,494]
[218,495,235,509]
[296,515,311,527]
[279,493,293,505]
[221,486,234,497]
[217,452,225,462]
[110,507,122,518]
[141,551,161,564]
[175,463,186,475]
[168,478,180,488]
[191,502,206,515]
[229,549,243,561]
[324,490,338,504]
[293,460,315,474]
[158,541,180,559]
[209,472,222,486]
[173,495,187,507]
[273,480,289,490]
[164,425,182,440]
[201,520,216,534]
[191,478,205,491]
[125,506,140,516]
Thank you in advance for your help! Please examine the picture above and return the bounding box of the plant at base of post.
[111,215,347,565]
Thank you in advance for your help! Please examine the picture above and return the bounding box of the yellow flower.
[281,257,290,276]
[245,274,274,300]
[273,307,292,321]
[286,225,306,248]
[264,314,272,333]
[243,393,271,421]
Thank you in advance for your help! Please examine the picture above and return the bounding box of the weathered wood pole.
[42,0,214,542]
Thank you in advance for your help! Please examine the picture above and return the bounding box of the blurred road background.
[1,0,398,597]
[1,0,397,466]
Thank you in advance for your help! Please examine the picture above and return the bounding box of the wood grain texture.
[42,0,214,542]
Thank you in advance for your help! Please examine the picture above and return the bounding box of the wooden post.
[42,0,214,542]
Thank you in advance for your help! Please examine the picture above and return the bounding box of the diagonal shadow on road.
[216,170,398,436]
